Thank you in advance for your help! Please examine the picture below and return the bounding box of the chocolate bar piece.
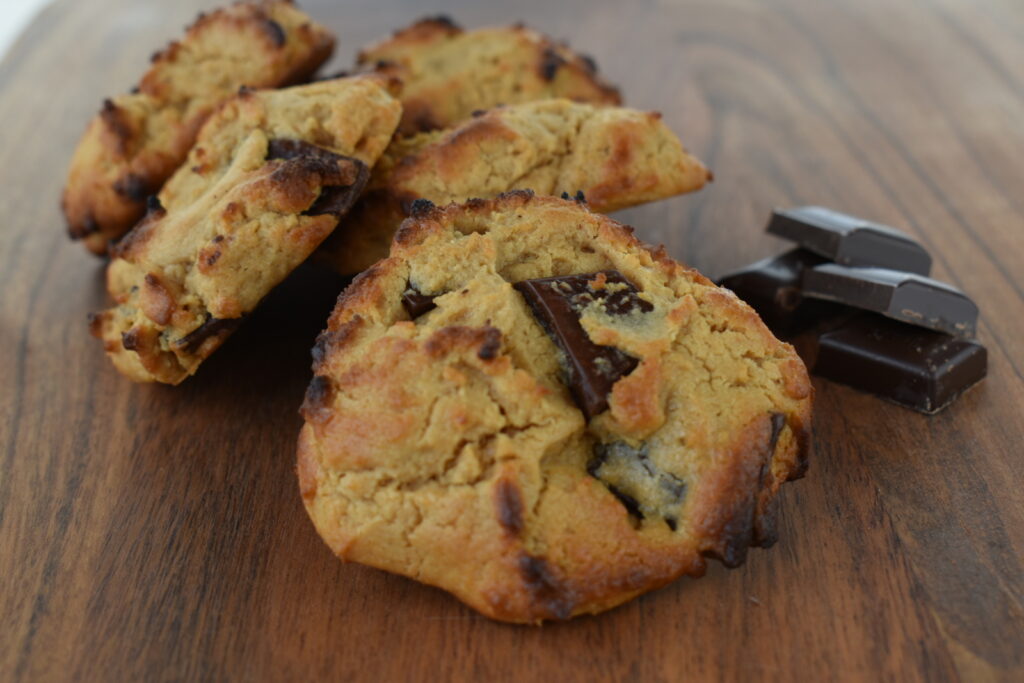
[514,271,651,419]
[716,248,841,336]
[401,284,437,319]
[768,207,931,275]
[802,264,978,337]
[814,315,987,413]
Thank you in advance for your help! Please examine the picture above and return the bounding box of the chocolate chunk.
[588,441,686,526]
[477,328,502,360]
[802,264,978,337]
[518,554,573,620]
[173,315,242,354]
[305,164,369,217]
[408,198,435,217]
[767,207,932,275]
[300,375,336,424]
[813,314,987,414]
[540,46,565,81]
[514,271,651,418]
[112,173,151,203]
[266,139,370,217]
[401,284,437,319]
[423,14,460,30]
[261,18,286,47]
[604,485,644,520]
[495,479,524,535]
[145,195,164,215]
[717,248,841,336]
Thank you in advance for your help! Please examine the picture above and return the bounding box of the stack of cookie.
[65,2,812,623]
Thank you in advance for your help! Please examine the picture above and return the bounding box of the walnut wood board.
[2,0,1022,680]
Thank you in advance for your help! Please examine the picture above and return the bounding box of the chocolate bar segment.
[717,248,841,336]
[814,315,987,413]
[802,264,977,337]
[514,271,650,419]
[768,207,931,275]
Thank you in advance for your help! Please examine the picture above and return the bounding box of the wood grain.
[1,0,1022,680]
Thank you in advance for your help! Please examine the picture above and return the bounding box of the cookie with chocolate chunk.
[89,76,401,384]
[360,16,621,134]
[63,0,335,254]
[297,191,812,623]
[318,98,711,274]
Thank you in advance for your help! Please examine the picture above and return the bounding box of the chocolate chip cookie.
[89,76,401,384]
[63,0,335,254]
[318,98,711,274]
[297,191,812,622]
[360,16,621,134]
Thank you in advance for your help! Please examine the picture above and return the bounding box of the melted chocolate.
[174,315,242,354]
[266,139,370,217]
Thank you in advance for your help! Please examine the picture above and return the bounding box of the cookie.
[318,98,712,274]
[63,0,335,254]
[360,16,622,134]
[297,192,812,622]
[89,76,401,384]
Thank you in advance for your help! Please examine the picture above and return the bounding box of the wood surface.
[1,0,1022,680]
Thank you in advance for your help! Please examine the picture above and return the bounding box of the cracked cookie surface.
[63,0,335,254]
[90,76,401,384]
[298,192,812,623]
[318,98,711,274]
[360,16,621,135]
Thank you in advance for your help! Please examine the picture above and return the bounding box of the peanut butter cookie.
[319,98,711,274]
[64,1,334,254]
[298,192,812,622]
[90,77,401,383]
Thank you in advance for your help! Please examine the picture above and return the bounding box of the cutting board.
[2,0,1022,680]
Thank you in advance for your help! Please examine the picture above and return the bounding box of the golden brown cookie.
[63,0,335,254]
[89,77,401,384]
[360,16,622,134]
[319,99,711,275]
[298,192,812,623]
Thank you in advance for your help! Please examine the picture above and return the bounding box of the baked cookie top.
[90,76,401,384]
[319,98,711,274]
[298,192,812,622]
[63,0,335,254]
[359,16,622,134]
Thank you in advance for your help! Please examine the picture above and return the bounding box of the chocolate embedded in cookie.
[587,441,687,529]
[401,284,438,319]
[514,271,651,419]
[297,191,812,623]
[802,263,978,337]
[90,77,401,384]
[767,206,932,275]
[62,1,335,255]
